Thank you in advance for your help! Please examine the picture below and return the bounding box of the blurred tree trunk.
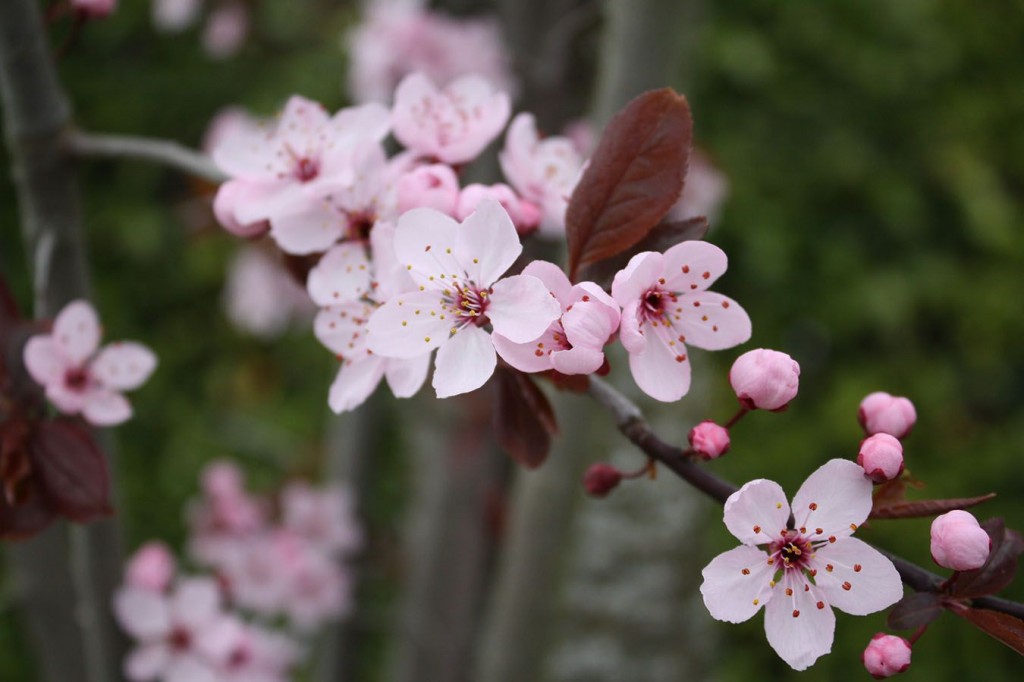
[0,1,125,681]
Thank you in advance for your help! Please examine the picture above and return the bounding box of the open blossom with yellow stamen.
[700,459,903,671]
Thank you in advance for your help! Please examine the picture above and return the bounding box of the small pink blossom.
[114,578,241,682]
[862,633,912,679]
[281,481,363,557]
[700,459,903,671]
[126,542,177,593]
[611,242,751,402]
[491,261,619,376]
[23,300,157,426]
[397,163,460,216]
[499,112,584,237]
[930,510,991,571]
[858,392,917,439]
[456,183,541,236]
[391,73,511,165]
[72,0,117,19]
[729,348,800,411]
[153,0,201,32]
[366,201,561,398]
[689,421,730,460]
[201,0,248,60]
[857,434,904,483]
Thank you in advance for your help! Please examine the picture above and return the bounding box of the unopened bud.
[688,421,730,460]
[930,510,991,571]
[125,542,176,592]
[397,164,460,216]
[729,349,800,411]
[862,633,912,679]
[857,433,904,483]
[583,464,622,498]
[858,392,917,439]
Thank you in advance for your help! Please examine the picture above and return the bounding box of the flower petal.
[492,325,559,373]
[562,300,617,350]
[81,389,132,427]
[307,242,372,305]
[313,302,373,358]
[170,578,221,630]
[700,545,775,623]
[328,357,385,413]
[114,587,171,640]
[432,326,495,398]
[550,347,605,375]
[393,208,461,288]
[265,201,344,256]
[384,354,431,398]
[521,260,574,306]
[91,342,157,391]
[618,299,645,354]
[723,479,791,546]
[811,538,903,616]
[124,643,171,680]
[23,336,69,386]
[662,240,729,292]
[366,291,449,359]
[626,327,691,402]
[455,200,522,287]
[610,251,663,306]
[488,274,561,343]
[763,572,835,671]
[791,459,873,538]
[673,292,751,351]
[53,300,100,363]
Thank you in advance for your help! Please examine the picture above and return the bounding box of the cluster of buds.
[112,461,362,681]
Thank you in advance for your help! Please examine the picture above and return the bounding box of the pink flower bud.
[582,464,622,498]
[930,510,991,571]
[688,421,730,460]
[456,183,541,236]
[861,633,912,679]
[214,180,270,238]
[397,164,460,216]
[858,391,917,439]
[125,542,176,592]
[728,349,800,411]
[857,433,904,483]
[72,0,117,19]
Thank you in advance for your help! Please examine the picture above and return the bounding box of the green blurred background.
[2,0,1023,680]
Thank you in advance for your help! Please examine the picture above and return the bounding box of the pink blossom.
[456,183,541,236]
[202,106,264,158]
[499,113,584,237]
[491,261,619,375]
[219,623,300,682]
[114,578,241,682]
[187,461,267,564]
[857,434,904,483]
[858,391,917,439]
[611,242,751,402]
[396,163,460,216]
[688,421,730,460]
[862,633,912,679]
[562,118,595,156]
[23,300,157,426]
[366,201,561,397]
[391,73,511,165]
[201,1,248,60]
[729,349,800,411]
[72,0,117,19]
[126,542,177,593]
[211,96,390,254]
[307,225,431,412]
[281,481,363,557]
[930,510,991,571]
[153,0,201,32]
[700,459,903,671]
[223,246,312,339]
[665,150,730,225]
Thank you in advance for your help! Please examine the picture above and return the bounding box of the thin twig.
[66,130,228,184]
[585,376,1024,621]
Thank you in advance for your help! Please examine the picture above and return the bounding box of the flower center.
[168,627,191,652]
[64,367,90,392]
[770,531,815,572]
[346,212,376,242]
[444,282,491,328]
[641,286,677,321]
[294,156,320,182]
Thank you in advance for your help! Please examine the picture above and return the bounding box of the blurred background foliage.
[2,0,1023,680]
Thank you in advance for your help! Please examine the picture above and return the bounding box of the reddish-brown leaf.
[0,488,55,541]
[565,89,693,281]
[576,216,709,287]
[952,518,1024,599]
[887,592,944,630]
[953,607,1024,656]
[870,492,996,520]
[30,419,112,522]
[492,367,558,468]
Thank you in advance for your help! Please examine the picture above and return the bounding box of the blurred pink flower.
[222,246,312,339]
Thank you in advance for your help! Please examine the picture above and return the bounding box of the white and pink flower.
[700,459,903,670]
[23,300,157,426]
[391,73,511,165]
[611,241,751,402]
[492,260,619,375]
[366,201,561,398]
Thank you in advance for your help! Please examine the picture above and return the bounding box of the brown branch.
[585,376,1024,621]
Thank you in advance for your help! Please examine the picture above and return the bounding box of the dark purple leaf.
[951,518,1024,599]
[566,89,693,281]
[493,368,558,469]
[30,419,112,522]
[0,489,55,541]
[886,592,944,630]
[953,606,1024,656]
[870,493,996,520]
[576,216,709,287]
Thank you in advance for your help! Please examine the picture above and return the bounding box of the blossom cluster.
[113,460,361,681]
